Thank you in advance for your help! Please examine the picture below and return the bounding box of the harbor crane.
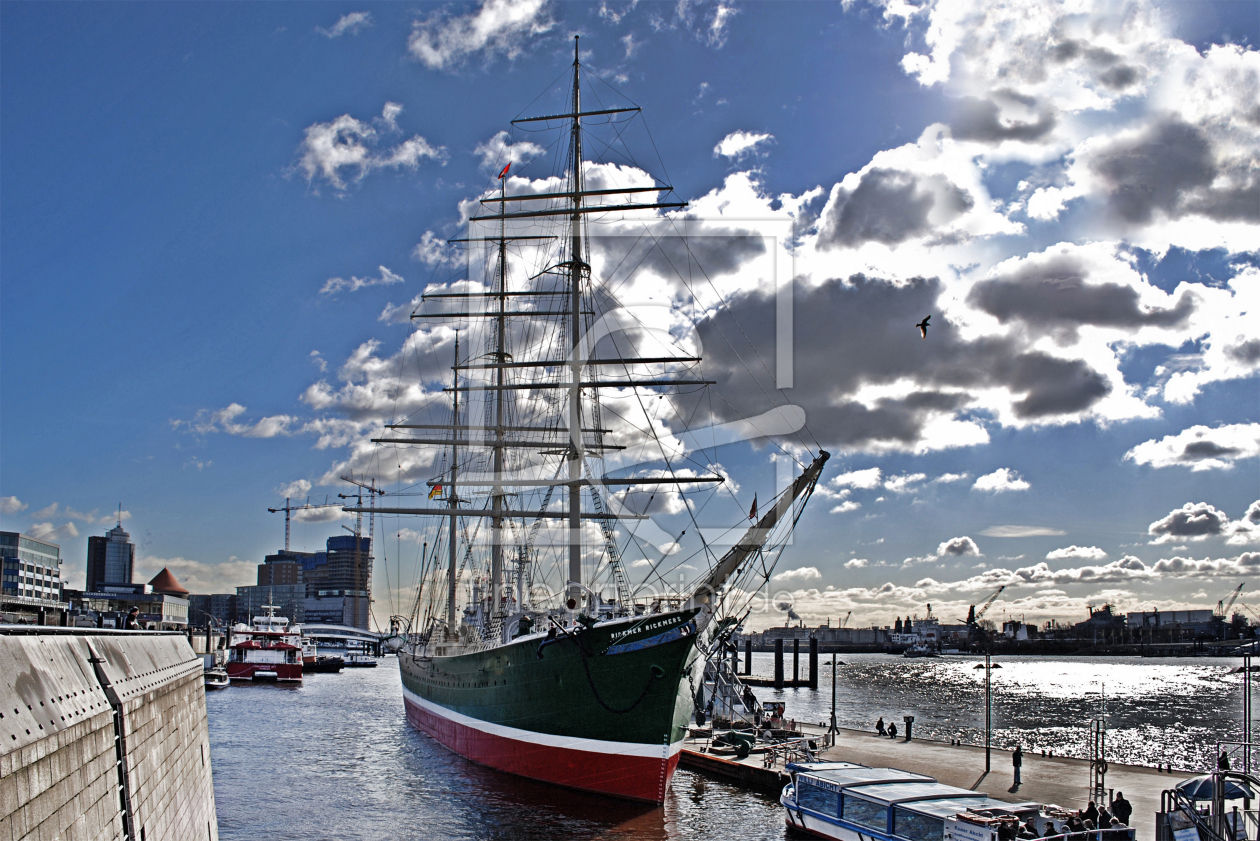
[267,498,343,551]
[964,585,1006,640]
[1217,582,1246,619]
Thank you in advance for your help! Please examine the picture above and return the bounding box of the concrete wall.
[0,630,218,841]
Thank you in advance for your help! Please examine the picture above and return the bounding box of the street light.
[974,655,1002,772]
[828,655,847,746]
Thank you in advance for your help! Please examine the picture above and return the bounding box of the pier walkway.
[820,728,1168,841]
[681,726,1175,841]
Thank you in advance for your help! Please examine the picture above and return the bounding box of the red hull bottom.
[403,694,681,803]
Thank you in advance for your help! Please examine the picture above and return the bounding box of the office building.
[302,534,372,630]
[86,523,135,591]
[0,531,66,621]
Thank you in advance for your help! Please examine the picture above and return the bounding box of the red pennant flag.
[748,494,758,521]
[498,162,511,179]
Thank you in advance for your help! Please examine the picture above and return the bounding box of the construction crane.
[964,585,1006,634]
[1217,582,1246,618]
[338,473,385,539]
[267,497,343,551]
[842,610,852,628]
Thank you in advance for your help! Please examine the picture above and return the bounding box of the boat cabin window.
[842,794,889,832]
[894,807,945,841]
[798,782,839,817]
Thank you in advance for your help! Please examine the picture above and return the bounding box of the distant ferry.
[227,604,303,683]
[781,762,1135,841]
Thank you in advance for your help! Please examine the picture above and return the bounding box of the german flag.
[428,484,443,500]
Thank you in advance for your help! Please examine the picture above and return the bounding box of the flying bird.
[916,315,931,339]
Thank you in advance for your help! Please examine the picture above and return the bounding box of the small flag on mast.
[748,494,758,521]
[498,162,510,179]
[428,484,443,500]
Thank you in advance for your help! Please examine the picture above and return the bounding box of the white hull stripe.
[402,685,684,760]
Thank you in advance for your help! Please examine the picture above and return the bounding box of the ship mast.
[566,36,585,611]
[491,148,508,621]
[447,333,460,634]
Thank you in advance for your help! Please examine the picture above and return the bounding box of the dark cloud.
[1149,501,1230,540]
[951,95,1057,143]
[969,252,1195,337]
[1090,119,1220,224]
[1180,440,1241,460]
[1244,501,1260,527]
[817,169,973,249]
[684,274,1113,451]
[592,231,766,284]
[1098,65,1139,90]
[939,536,980,556]
[1226,340,1260,366]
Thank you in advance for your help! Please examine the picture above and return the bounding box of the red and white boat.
[227,604,303,683]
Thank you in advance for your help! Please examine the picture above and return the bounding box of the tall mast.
[491,161,508,624]
[567,36,585,611]
[447,333,460,634]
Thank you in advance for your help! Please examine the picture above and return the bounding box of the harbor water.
[207,654,1251,840]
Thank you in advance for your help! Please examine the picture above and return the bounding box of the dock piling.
[809,637,819,689]
[774,639,784,689]
[744,638,752,675]
[793,638,799,684]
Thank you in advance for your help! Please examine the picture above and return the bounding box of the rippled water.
[207,654,1250,839]
[747,652,1251,771]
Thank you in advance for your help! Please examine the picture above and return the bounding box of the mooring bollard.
[904,715,915,742]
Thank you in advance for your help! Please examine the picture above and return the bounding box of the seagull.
[917,315,931,339]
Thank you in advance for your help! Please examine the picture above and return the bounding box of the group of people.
[1006,797,1133,840]
[874,717,899,739]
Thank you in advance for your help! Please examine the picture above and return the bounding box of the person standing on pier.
[1012,744,1023,787]
[123,607,140,630]
[1110,793,1132,826]
[876,717,886,736]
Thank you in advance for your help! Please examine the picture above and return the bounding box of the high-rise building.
[303,534,372,630]
[188,593,238,627]
[0,532,66,618]
[86,524,134,591]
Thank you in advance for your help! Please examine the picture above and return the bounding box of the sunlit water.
[207,654,1250,839]
[746,652,1250,771]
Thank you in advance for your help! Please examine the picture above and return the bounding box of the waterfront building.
[86,522,135,591]
[0,531,66,622]
[66,567,190,629]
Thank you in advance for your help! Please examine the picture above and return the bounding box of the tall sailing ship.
[345,39,829,803]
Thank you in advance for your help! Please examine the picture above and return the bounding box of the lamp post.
[828,655,846,746]
[974,653,1002,772]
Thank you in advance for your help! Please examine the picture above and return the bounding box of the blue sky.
[1,0,1257,630]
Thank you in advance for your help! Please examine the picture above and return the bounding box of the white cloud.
[938,536,980,557]
[135,555,257,595]
[1227,501,1260,546]
[319,11,372,38]
[276,480,312,499]
[830,501,862,514]
[1125,423,1260,472]
[321,265,404,296]
[973,468,1030,493]
[981,525,1066,538]
[933,473,970,484]
[296,103,445,190]
[27,522,78,542]
[830,468,883,490]
[310,350,327,373]
[845,558,869,569]
[884,472,926,493]
[412,231,458,268]
[407,0,553,70]
[0,496,27,515]
[473,130,545,173]
[774,566,822,582]
[713,130,774,160]
[174,403,298,439]
[1046,545,1107,561]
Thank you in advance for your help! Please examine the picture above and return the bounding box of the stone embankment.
[0,628,218,841]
